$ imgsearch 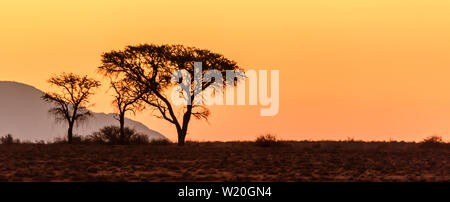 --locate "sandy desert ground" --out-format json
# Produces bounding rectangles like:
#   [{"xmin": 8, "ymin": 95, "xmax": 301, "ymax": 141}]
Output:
[{"xmin": 0, "ymin": 141, "xmax": 448, "ymax": 182}]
